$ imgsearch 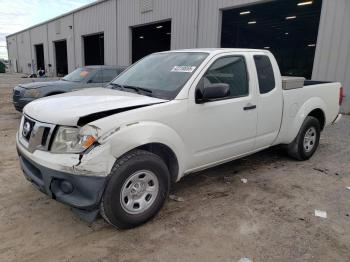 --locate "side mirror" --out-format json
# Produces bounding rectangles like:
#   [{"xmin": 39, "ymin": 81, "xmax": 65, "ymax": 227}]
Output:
[{"xmin": 196, "ymin": 83, "xmax": 230, "ymax": 103}]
